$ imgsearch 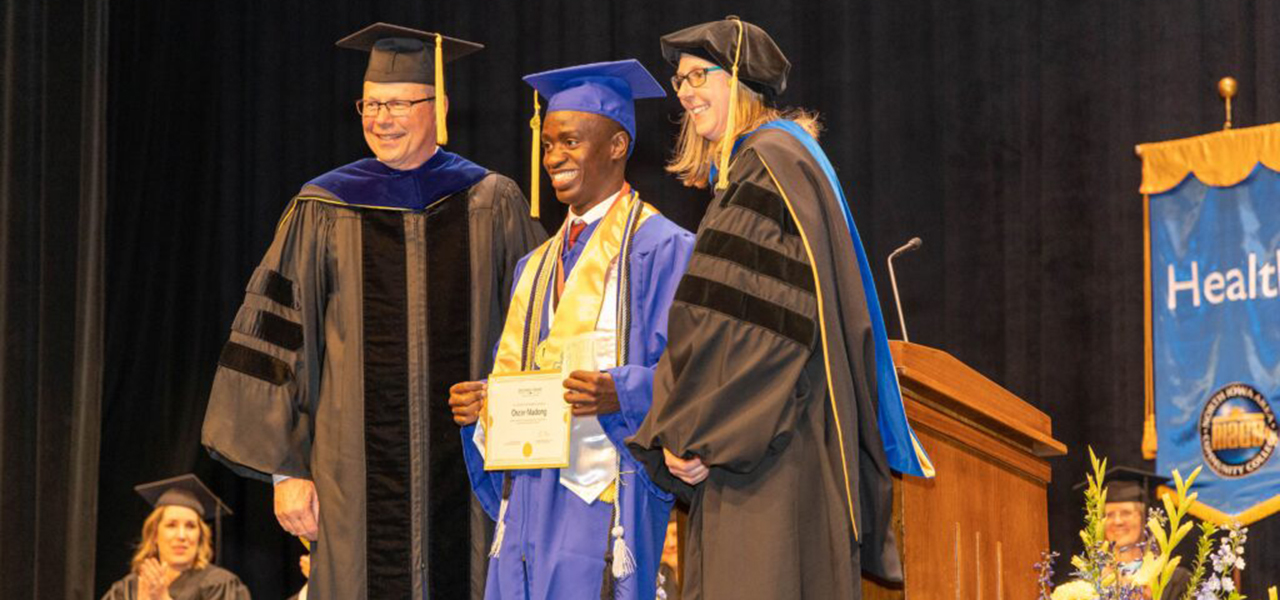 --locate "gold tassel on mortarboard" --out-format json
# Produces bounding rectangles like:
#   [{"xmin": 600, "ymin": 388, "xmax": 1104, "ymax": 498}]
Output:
[
  {"xmin": 529, "ymin": 91, "xmax": 542, "ymax": 218},
  {"xmin": 435, "ymin": 34, "xmax": 448, "ymax": 146},
  {"xmin": 715, "ymin": 18, "xmax": 746, "ymax": 191}
]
